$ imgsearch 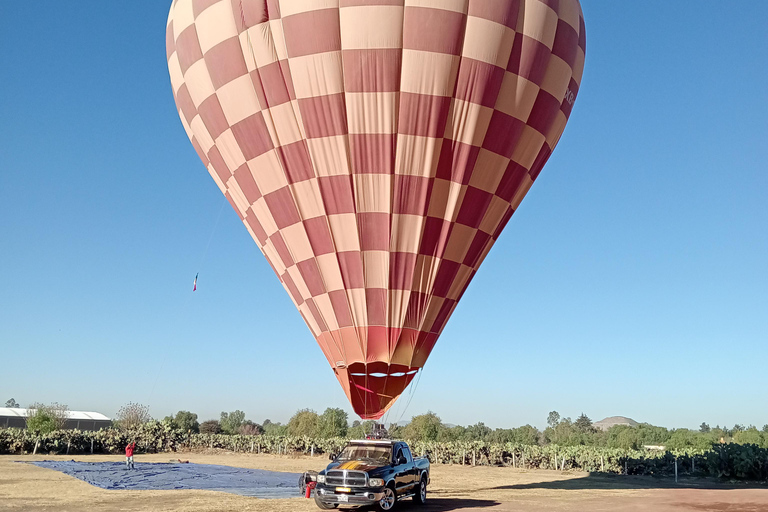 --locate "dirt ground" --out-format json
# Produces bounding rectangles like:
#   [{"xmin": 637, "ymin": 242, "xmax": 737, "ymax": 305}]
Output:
[{"xmin": 1, "ymin": 452, "xmax": 767, "ymax": 512}]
